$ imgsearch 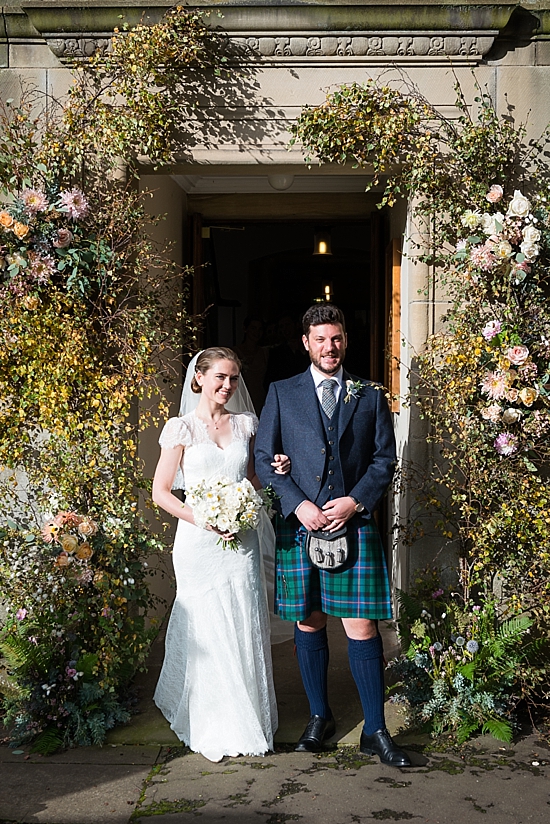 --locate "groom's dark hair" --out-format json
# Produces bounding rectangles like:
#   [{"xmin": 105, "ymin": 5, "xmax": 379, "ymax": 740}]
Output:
[{"xmin": 302, "ymin": 304, "xmax": 346, "ymax": 336}]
